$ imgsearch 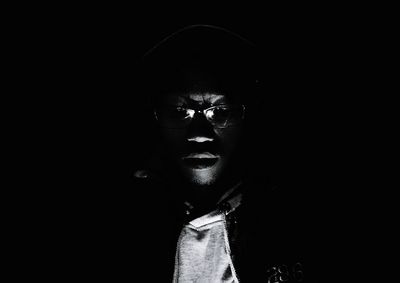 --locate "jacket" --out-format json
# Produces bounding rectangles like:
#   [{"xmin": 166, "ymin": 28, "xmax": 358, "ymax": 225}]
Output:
[{"xmin": 115, "ymin": 170, "xmax": 317, "ymax": 282}]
